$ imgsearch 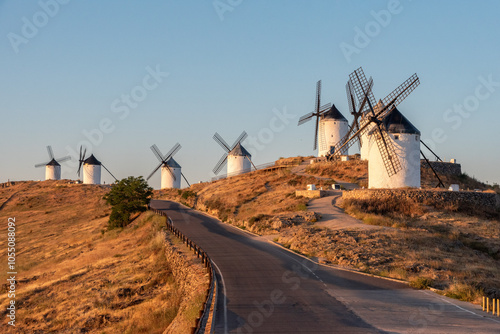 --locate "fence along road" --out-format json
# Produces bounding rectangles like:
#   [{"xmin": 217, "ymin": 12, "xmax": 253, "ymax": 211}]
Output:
[{"xmin": 150, "ymin": 200, "xmax": 500, "ymax": 333}]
